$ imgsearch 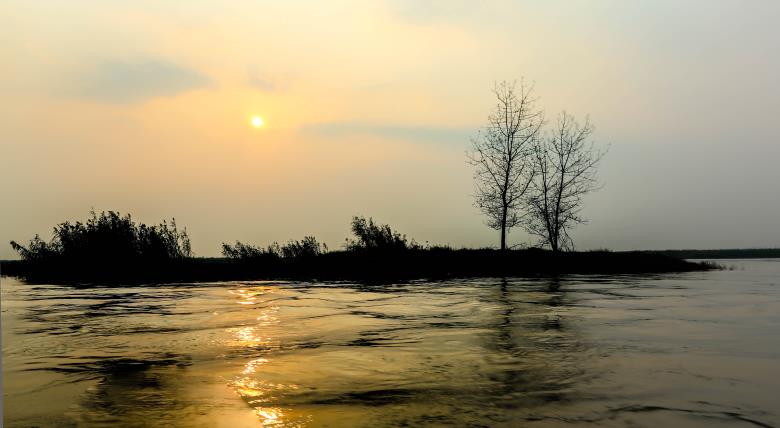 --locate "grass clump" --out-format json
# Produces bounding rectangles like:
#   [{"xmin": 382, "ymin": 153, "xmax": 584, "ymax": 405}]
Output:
[{"xmin": 222, "ymin": 236, "xmax": 327, "ymax": 261}]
